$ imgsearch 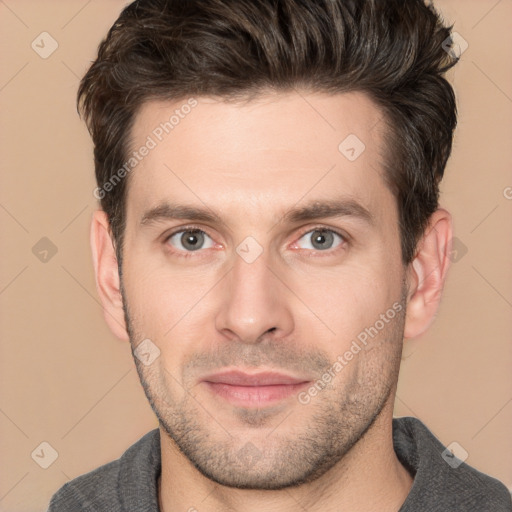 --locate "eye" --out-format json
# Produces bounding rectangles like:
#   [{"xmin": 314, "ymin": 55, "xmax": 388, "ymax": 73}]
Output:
[
  {"xmin": 295, "ymin": 228, "xmax": 346, "ymax": 252},
  {"xmin": 166, "ymin": 228, "xmax": 215, "ymax": 253}
]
